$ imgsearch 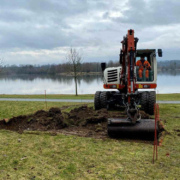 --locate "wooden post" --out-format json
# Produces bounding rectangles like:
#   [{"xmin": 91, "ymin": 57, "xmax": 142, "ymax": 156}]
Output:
[{"xmin": 45, "ymin": 90, "xmax": 47, "ymax": 110}]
